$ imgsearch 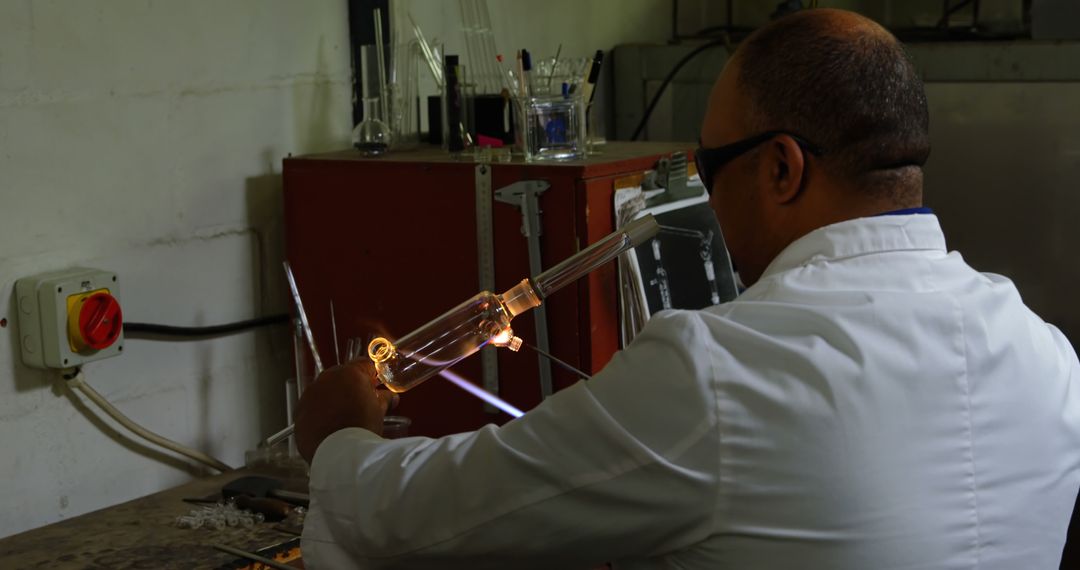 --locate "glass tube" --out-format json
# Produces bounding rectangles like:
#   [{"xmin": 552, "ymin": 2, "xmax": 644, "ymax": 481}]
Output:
[
  {"xmin": 476, "ymin": 0, "xmax": 501, "ymax": 94},
  {"xmin": 369, "ymin": 215, "xmax": 659, "ymax": 393},
  {"xmin": 442, "ymin": 56, "xmax": 472, "ymax": 153},
  {"xmin": 458, "ymin": 0, "xmax": 482, "ymax": 91},
  {"xmin": 373, "ymin": 8, "xmax": 389, "ymax": 125},
  {"xmin": 387, "ymin": 41, "xmax": 420, "ymax": 150},
  {"xmin": 532, "ymin": 215, "xmax": 658, "ymax": 298}
]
